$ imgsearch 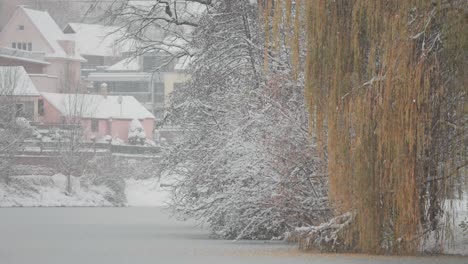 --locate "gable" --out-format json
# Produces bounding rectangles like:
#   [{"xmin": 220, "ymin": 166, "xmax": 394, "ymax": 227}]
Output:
[
  {"xmin": 63, "ymin": 24, "xmax": 76, "ymax": 34},
  {"xmin": 0, "ymin": 7, "xmax": 55, "ymax": 54}
]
